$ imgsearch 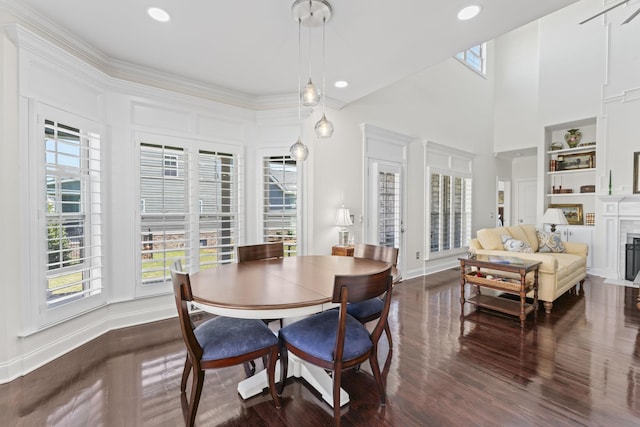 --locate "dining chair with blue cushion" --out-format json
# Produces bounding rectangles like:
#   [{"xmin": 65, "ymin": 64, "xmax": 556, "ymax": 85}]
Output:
[
  {"xmin": 347, "ymin": 243, "xmax": 398, "ymax": 348},
  {"xmin": 277, "ymin": 266, "xmax": 393, "ymax": 426},
  {"xmin": 170, "ymin": 260, "xmax": 280, "ymax": 426}
]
